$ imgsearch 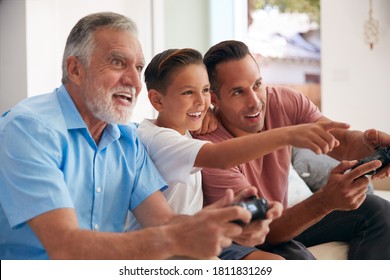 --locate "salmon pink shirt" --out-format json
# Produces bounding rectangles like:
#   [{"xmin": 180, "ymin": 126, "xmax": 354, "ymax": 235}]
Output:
[{"xmin": 195, "ymin": 86, "xmax": 322, "ymax": 207}]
